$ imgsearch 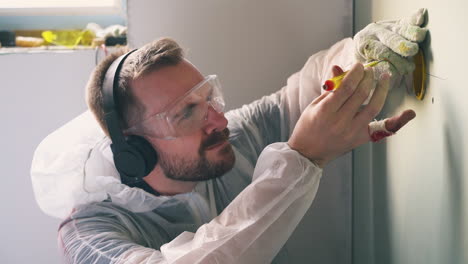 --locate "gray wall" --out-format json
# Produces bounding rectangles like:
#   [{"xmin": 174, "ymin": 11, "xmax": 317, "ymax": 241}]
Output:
[
  {"xmin": 128, "ymin": 1, "xmax": 353, "ymax": 263},
  {"xmin": 0, "ymin": 51, "xmax": 94, "ymax": 263},
  {"xmin": 128, "ymin": 0, "xmax": 353, "ymax": 110},
  {"xmin": 353, "ymin": 2, "xmax": 468, "ymax": 264}
]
